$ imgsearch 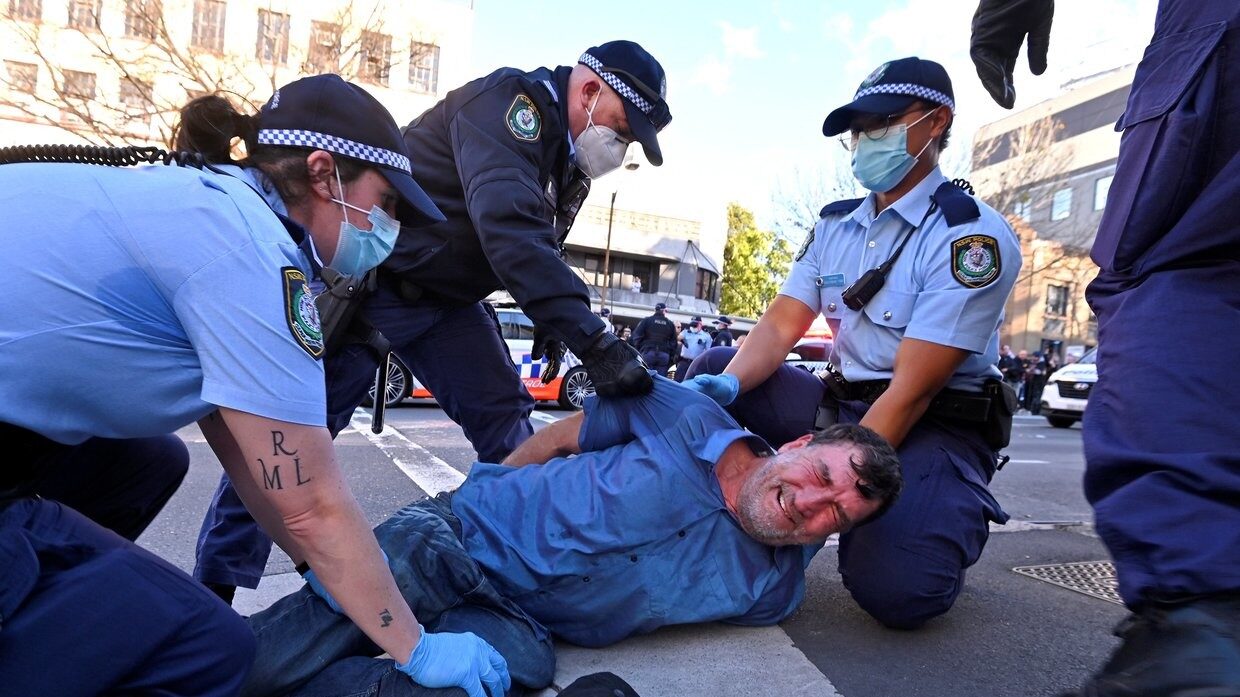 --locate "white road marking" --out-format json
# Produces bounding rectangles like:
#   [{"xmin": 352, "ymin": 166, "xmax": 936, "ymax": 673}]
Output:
[
  {"xmin": 529, "ymin": 410, "xmax": 561, "ymax": 425},
  {"xmin": 348, "ymin": 409, "xmax": 464, "ymax": 495}
]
